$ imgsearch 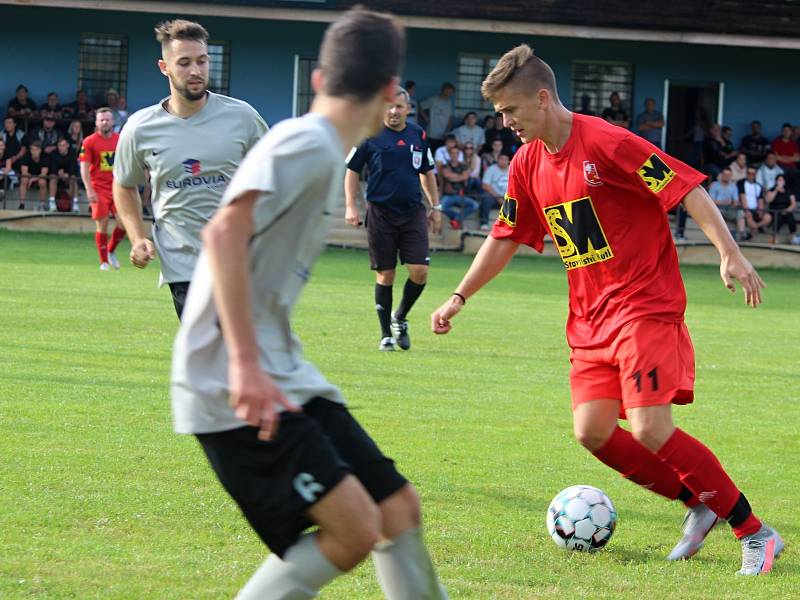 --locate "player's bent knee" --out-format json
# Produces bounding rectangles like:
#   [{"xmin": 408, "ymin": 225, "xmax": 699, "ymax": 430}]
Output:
[
  {"xmin": 380, "ymin": 484, "xmax": 422, "ymax": 538},
  {"xmin": 573, "ymin": 424, "xmax": 613, "ymax": 452}
]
